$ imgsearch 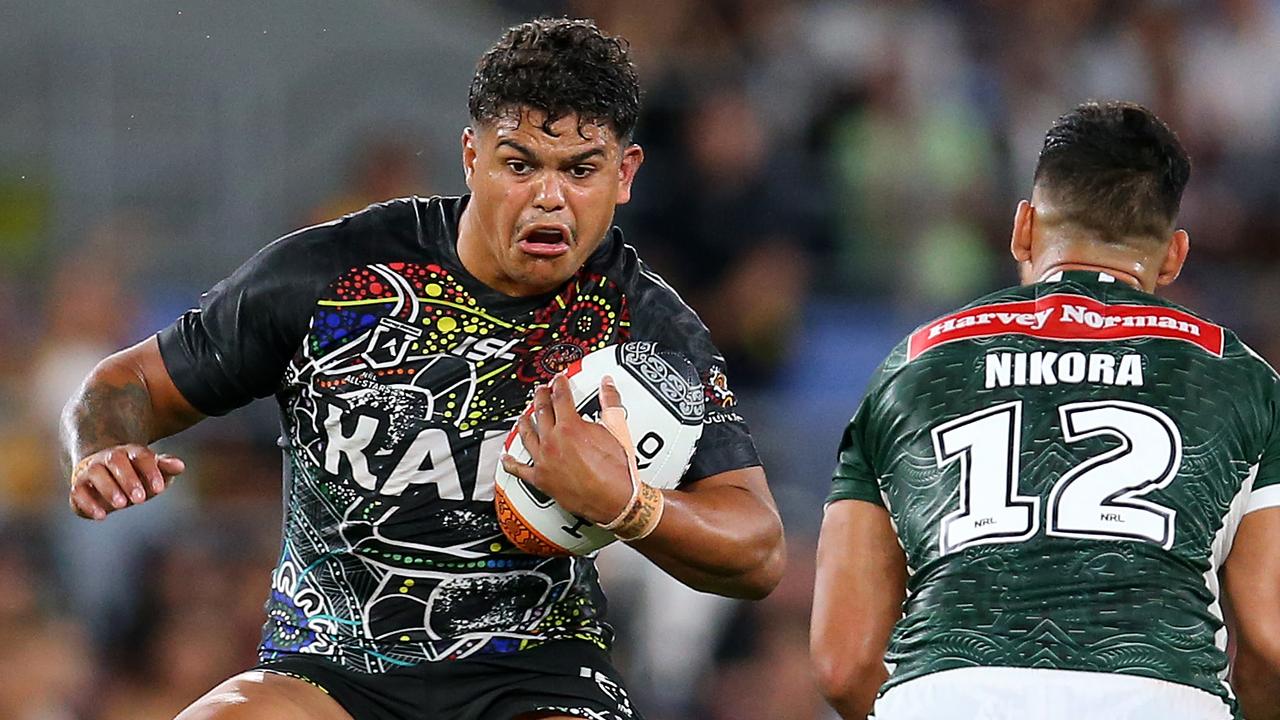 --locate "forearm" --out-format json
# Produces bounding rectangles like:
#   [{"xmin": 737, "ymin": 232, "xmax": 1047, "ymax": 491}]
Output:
[
  {"xmin": 62, "ymin": 362, "xmax": 157, "ymax": 464},
  {"xmin": 60, "ymin": 343, "xmax": 197, "ymax": 466},
  {"xmin": 628, "ymin": 482, "xmax": 784, "ymax": 599}
]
